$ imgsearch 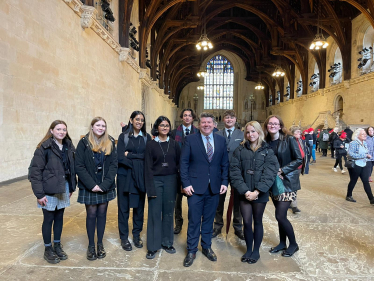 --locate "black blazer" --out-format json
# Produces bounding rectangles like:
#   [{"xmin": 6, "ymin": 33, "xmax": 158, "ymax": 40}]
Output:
[
  {"xmin": 75, "ymin": 135, "xmax": 118, "ymax": 192},
  {"xmin": 275, "ymin": 135, "xmax": 303, "ymax": 192}
]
